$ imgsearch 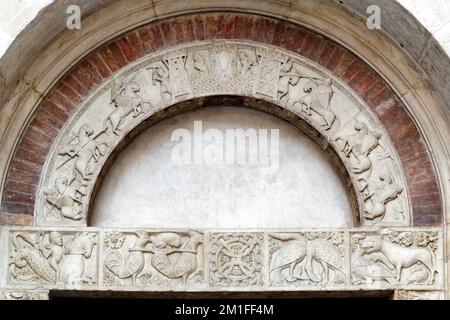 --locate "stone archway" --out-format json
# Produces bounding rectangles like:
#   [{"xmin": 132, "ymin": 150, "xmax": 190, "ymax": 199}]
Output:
[{"xmin": 0, "ymin": 11, "xmax": 445, "ymax": 300}]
